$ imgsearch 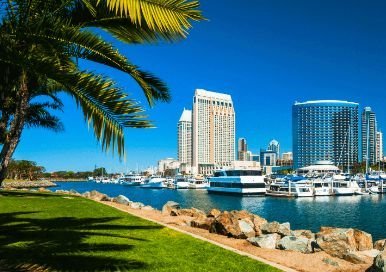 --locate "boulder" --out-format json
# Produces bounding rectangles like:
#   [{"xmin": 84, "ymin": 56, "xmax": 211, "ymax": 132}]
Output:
[
  {"xmin": 277, "ymin": 236, "xmax": 311, "ymax": 254},
  {"xmin": 114, "ymin": 195, "xmax": 131, "ymax": 205},
  {"xmin": 89, "ymin": 190, "xmax": 109, "ymax": 201},
  {"xmin": 130, "ymin": 202, "xmax": 144, "ymax": 209},
  {"xmin": 162, "ymin": 201, "xmax": 180, "ymax": 216},
  {"xmin": 316, "ymin": 227, "xmax": 357, "ymax": 258},
  {"xmin": 373, "ymin": 250, "xmax": 386, "ymax": 272},
  {"xmin": 207, "ymin": 209, "xmax": 221, "ymax": 218},
  {"xmin": 191, "ymin": 217, "xmax": 215, "ymax": 230},
  {"xmin": 375, "ymin": 240, "xmax": 386, "ymax": 251},
  {"xmin": 247, "ymin": 234, "xmax": 280, "ymax": 249},
  {"xmin": 322, "ymin": 258, "xmax": 339, "ymax": 267},
  {"xmin": 292, "ymin": 229, "xmax": 316, "ymax": 240},
  {"xmin": 82, "ymin": 191, "xmax": 91, "ymax": 198},
  {"xmin": 209, "ymin": 211, "xmax": 254, "ymax": 239},
  {"xmin": 38, "ymin": 187, "xmax": 50, "ymax": 193},
  {"xmin": 261, "ymin": 221, "xmax": 291, "ymax": 237},
  {"xmin": 179, "ymin": 208, "xmax": 206, "ymax": 218},
  {"xmin": 354, "ymin": 229, "xmax": 373, "ymax": 251},
  {"xmin": 238, "ymin": 219, "xmax": 256, "ymax": 238},
  {"xmin": 69, "ymin": 189, "xmax": 81, "ymax": 196},
  {"xmin": 142, "ymin": 205, "xmax": 154, "ymax": 211},
  {"xmin": 343, "ymin": 252, "xmax": 366, "ymax": 264},
  {"xmin": 252, "ymin": 215, "xmax": 268, "ymax": 236}
]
